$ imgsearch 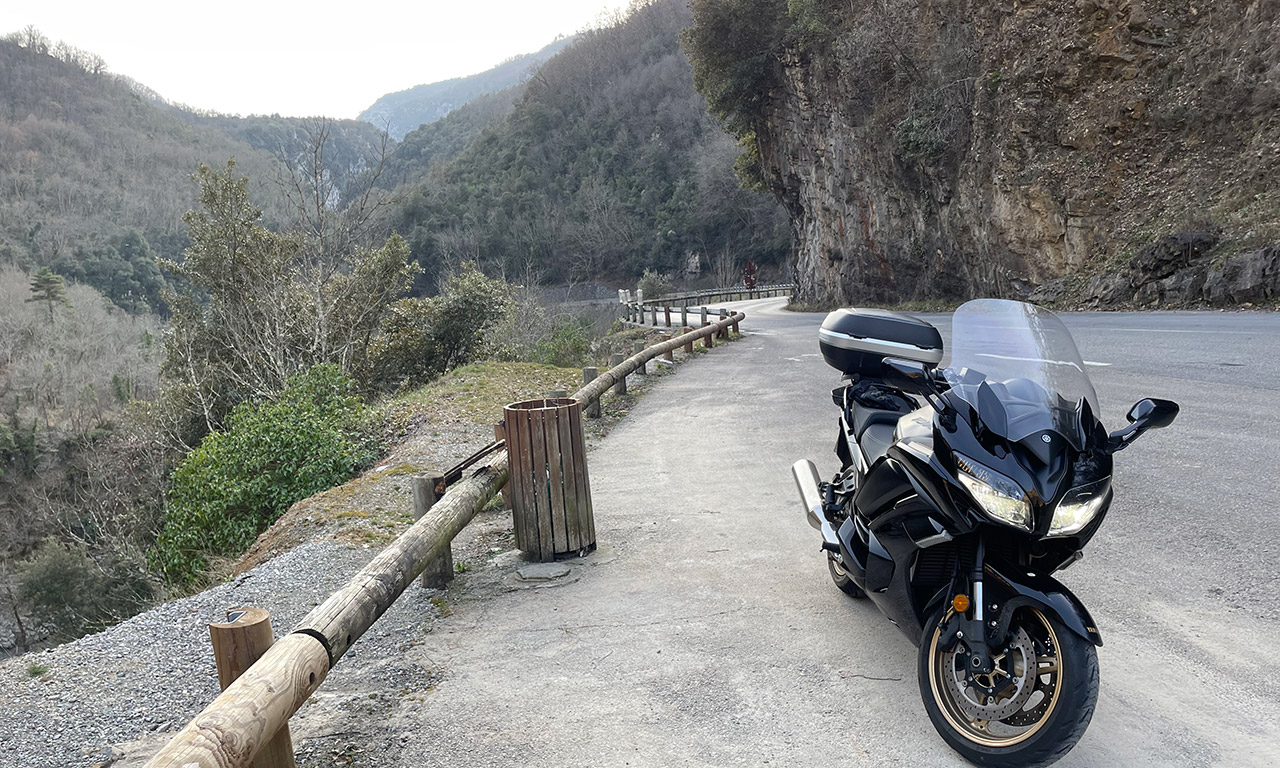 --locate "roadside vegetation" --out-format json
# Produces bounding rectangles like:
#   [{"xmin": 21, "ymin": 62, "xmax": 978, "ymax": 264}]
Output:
[
  {"xmin": 0, "ymin": 158, "xmax": 635, "ymax": 653},
  {"xmin": 0, "ymin": 0, "xmax": 781, "ymax": 653}
]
